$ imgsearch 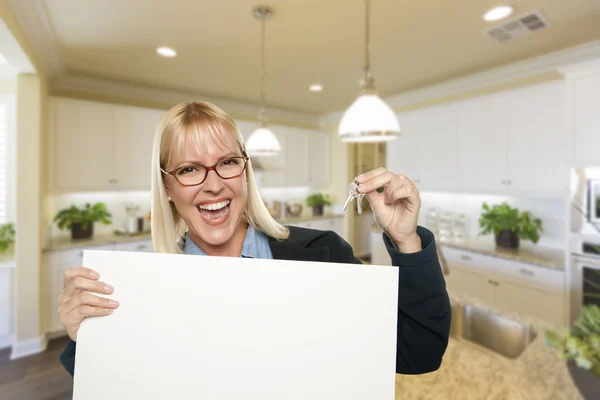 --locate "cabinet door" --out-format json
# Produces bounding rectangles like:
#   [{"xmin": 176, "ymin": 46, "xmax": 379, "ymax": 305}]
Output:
[
  {"xmin": 307, "ymin": 131, "xmax": 330, "ymax": 189},
  {"xmin": 506, "ymin": 83, "xmax": 568, "ymax": 196},
  {"xmin": 284, "ymin": 128, "xmax": 309, "ymax": 186},
  {"xmin": 444, "ymin": 267, "xmax": 495, "ymax": 304},
  {"xmin": 114, "ymin": 107, "xmax": 163, "ymax": 190},
  {"xmin": 387, "ymin": 111, "xmax": 421, "ymax": 182},
  {"xmin": 456, "ymin": 95, "xmax": 508, "ymax": 192},
  {"xmin": 418, "ymin": 104, "xmax": 459, "ymax": 191},
  {"xmin": 0, "ymin": 268, "xmax": 10, "ymax": 343},
  {"xmin": 53, "ymin": 98, "xmax": 116, "ymax": 191},
  {"xmin": 494, "ymin": 278, "xmax": 565, "ymax": 326},
  {"xmin": 572, "ymin": 72, "xmax": 600, "ymax": 163},
  {"xmin": 370, "ymin": 231, "xmax": 391, "ymax": 266}
]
